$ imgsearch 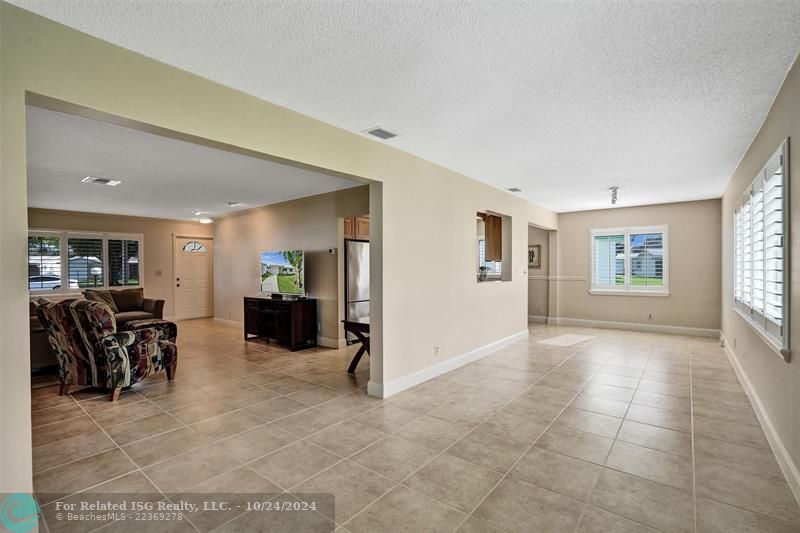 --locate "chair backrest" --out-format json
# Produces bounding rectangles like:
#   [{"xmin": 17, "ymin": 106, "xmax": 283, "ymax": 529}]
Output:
[{"xmin": 36, "ymin": 299, "xmax": 118, "ymax": 387}]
